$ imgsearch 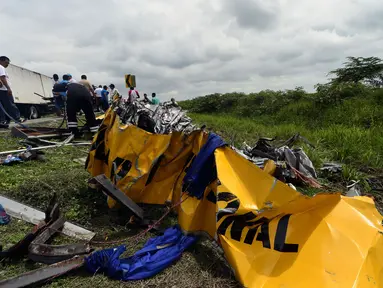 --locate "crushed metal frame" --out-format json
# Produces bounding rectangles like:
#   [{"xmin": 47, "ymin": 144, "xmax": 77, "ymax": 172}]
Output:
[
  {"xmin": 28, "ymin": 216, "xmax": 92, "ymax": 265},
  {"xmin": 90, "ymin": 174, "xmax": 144, "ymax": 220}
]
